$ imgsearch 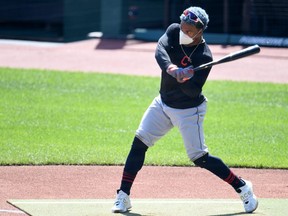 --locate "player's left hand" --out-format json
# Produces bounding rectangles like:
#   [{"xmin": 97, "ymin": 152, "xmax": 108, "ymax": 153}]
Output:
[{"xmin": 176, "ymin": 66, "xmax": 194, "ymax": 83}]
